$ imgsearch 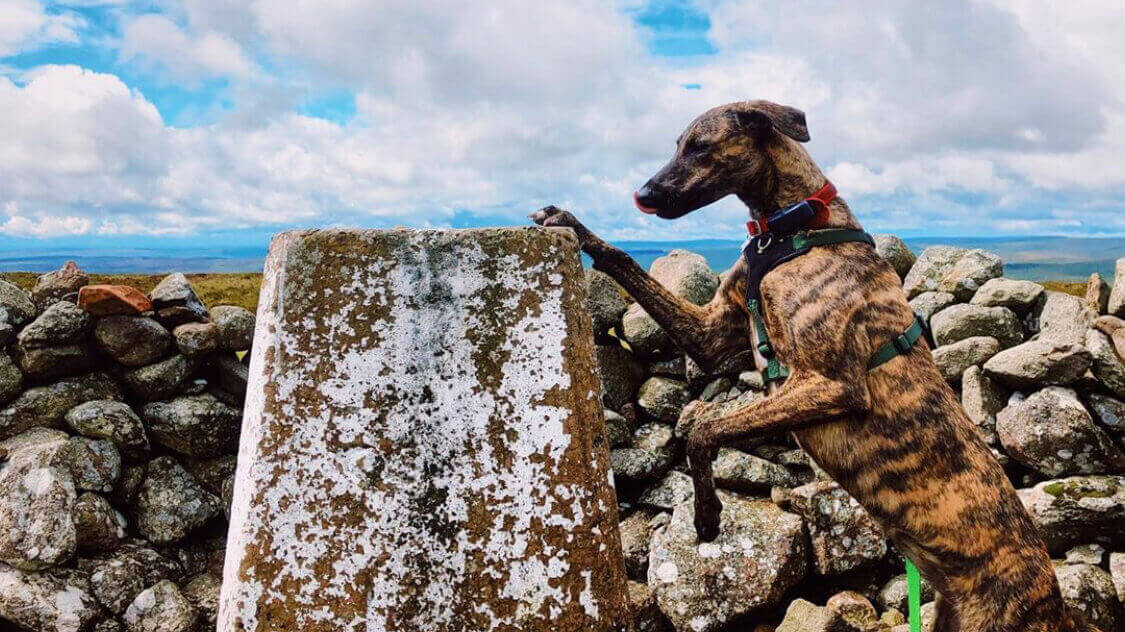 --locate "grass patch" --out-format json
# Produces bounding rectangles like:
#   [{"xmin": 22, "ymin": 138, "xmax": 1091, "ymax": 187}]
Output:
[
  {"xmin": 1, "ymin": 272, "xmax": 264, "ymax": 313},
  {"xmin": 1040, "ymin": 281, "xmax": 1086, "ymax": 298}
]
